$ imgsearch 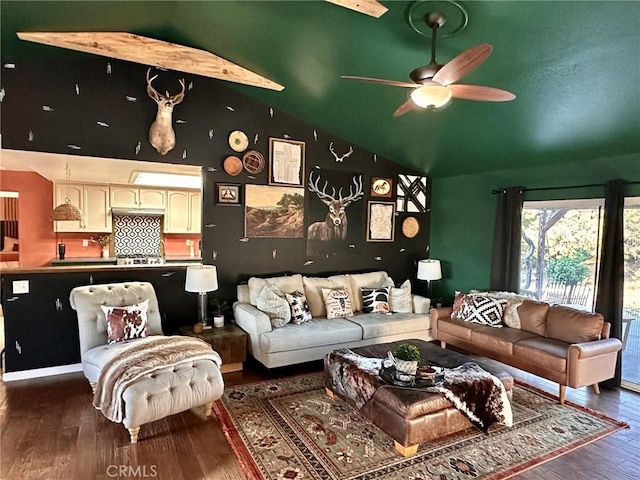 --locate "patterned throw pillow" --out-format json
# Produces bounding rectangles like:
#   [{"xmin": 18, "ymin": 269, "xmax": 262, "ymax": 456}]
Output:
[
  {"xmin": 285, "ymin": 290, "xmax": 313, "ymax": 325},
  {"xmin": 384, "ymin": 277, "xmax": 413, "ymax": 313},
  {"xmin": 321, "ymin": 288, "xmax": 354, "ymax": 319},
  {"xmin": 451, "ymin": 293, "xmax": 507, "ymax": 327},
  {"xmin": 100, "ymin": 299, "xmax": 150, "ymax": 344},
  {"xmin": 257, "ymin": 284, "xmax": 291, "ymax": 328},
  {"xmin": 360, "ymin": 286, "xmax": 390, "ymax": 314}
]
